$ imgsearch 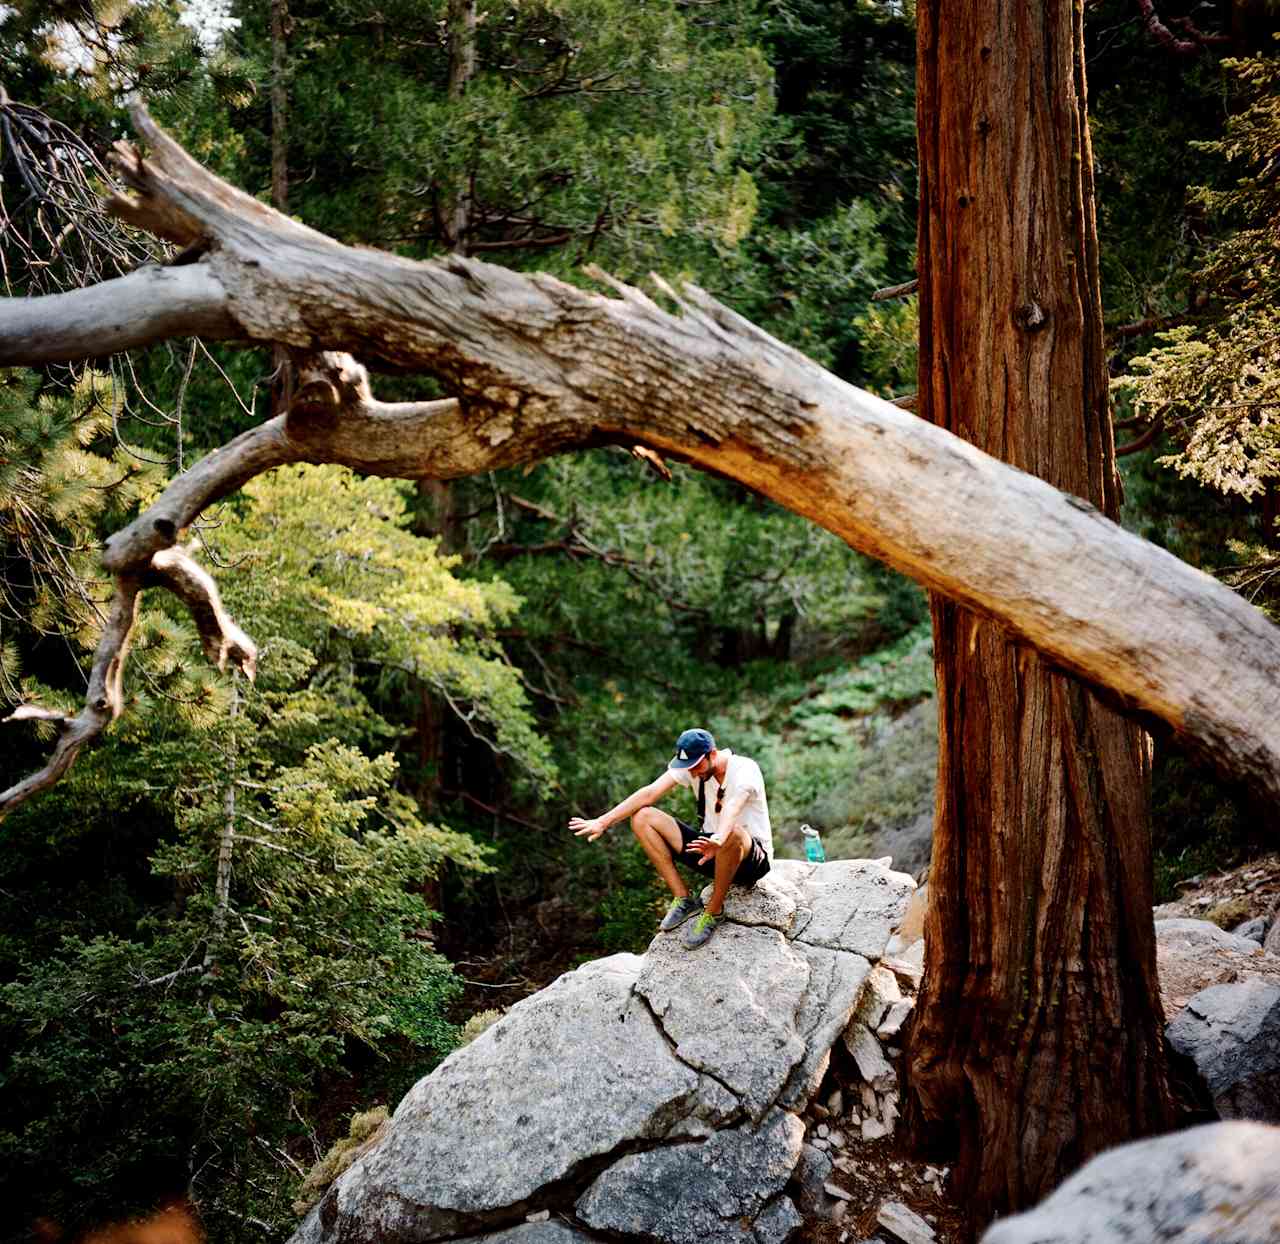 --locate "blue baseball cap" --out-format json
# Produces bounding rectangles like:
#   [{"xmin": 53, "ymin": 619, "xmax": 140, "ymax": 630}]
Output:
[{"xmin": 670, "ymin": 728, "xmax": 715, "ymax": 770}]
